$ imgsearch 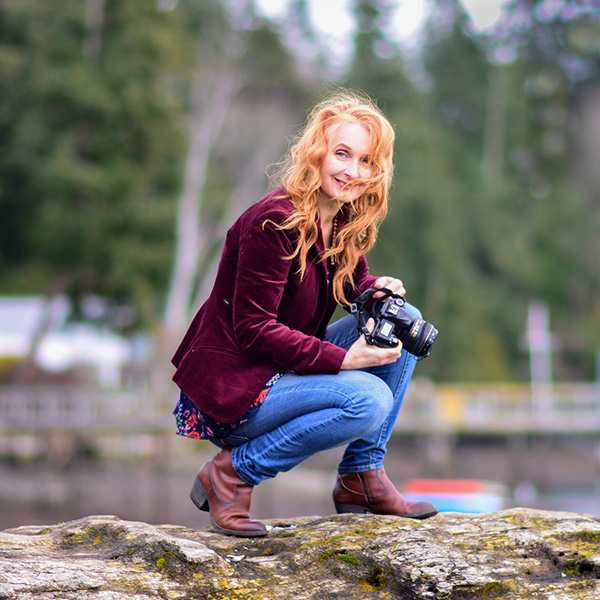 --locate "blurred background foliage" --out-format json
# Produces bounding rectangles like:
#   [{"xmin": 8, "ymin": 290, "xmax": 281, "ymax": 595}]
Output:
[{"xmin": 0, "ymin": 0, "xmax": 598, "ymax": 383}]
